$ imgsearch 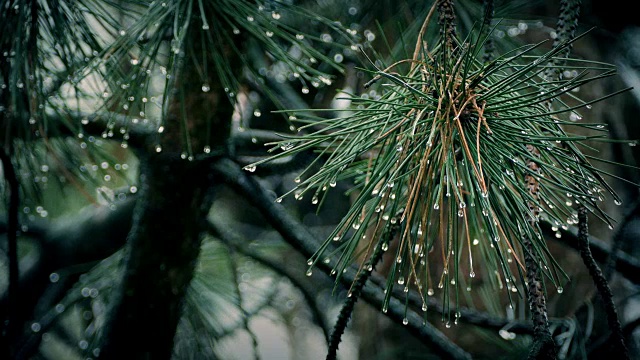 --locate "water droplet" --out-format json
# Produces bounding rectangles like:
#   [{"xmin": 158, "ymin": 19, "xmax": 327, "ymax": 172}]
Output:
[
  {"xmin": 457, "ymin": 209, "xmax": 464, "ymax": 217},
  {"xmin": 203, "ymin": 146, "xmax": 211, "ymax": 154},
  {"xmin": 155, "ymin": 145, "xmax": 162, "ymax": 153},
  {"xmin": 265, "ymin": 31, "xmax": 273, "ymax": 37},
  {"xmin": 629, "ymin": 141, "xmax": 637, "ymax": 147},
  {"xmin": 272, "ymin": 12, "xmax": 281, "ymax": 19},
  {"xmin": 49, "ymin": 273, "xmax": 60, "ymax": 283},
  {"xmin": 306, "ymin": 269, "xmax": 313, "ymax": 276},
  {"xmin": 301, "ymin": 86, "xmax": 310, "ymax": 94},
  {"xmin": 445, "ymin": 322, "xmax": 451, "ymax": 328},
  {"xmin": 381, "ymin": 243, "xmax": 389, "ymax": 251},
  {"xmin": 202, "ymin": 24, "xmax": 209, "ymax": 30},
  {"xmin": 311, "ymin": 196, "xmax": 318, "ymax": 204},
  {"xmin": 557, "ymin": 286, "xmax": 563, "ymax": 294},
  {"xmin": 470, "ymin": 271, "xmax": 476, "ymax": 278},
  {"xmin": 433, "ymin": 203, "xmax": 440, "ymax": 210},
  {"xmin": 402, "ymin": 318, "xmax": 409, "ymax": 325},
  {"xmin": 586, "ymin": 104, "xmax": 592, "ymax": 109},
  {"xmin": 243, "ymin": 165, "xmax": 256, "ymax": 172},
  {"xmin": 31, "ymin": 322, "xmax": 41, "ymax": 332},
  {"xmin": 202, "ymin": 84, "xmax": 210, "ymax": 92},
  {"xmin": 397, "ymin": 276, "xmax": 405, "ymax": 285},
  {"xmin": 247, "ymin": 15, "xmax": 254, "ymax": 21},
  {"xmin": 396, "ymin": 144, "xmax": 403, "ymax": 151},
  {"xmin": 615, "ymin": 199, "xmax": 622, "ymax": 205}
]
